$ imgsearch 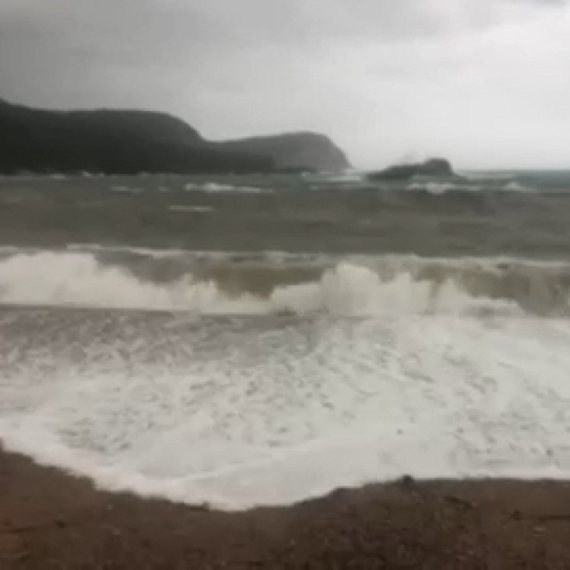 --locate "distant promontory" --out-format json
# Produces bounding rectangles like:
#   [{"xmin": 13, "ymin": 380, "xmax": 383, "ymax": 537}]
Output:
[
  {"xmin": 214, "ymin": 132, "xmax": 351, "ymax": 173},
  {"xmin": 367, "ymin": 158, "xmax": 454, "ymax": 181},
  {"xmin": 0, "ymin": 99, "xmax": 351, "ymax": 175}
]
